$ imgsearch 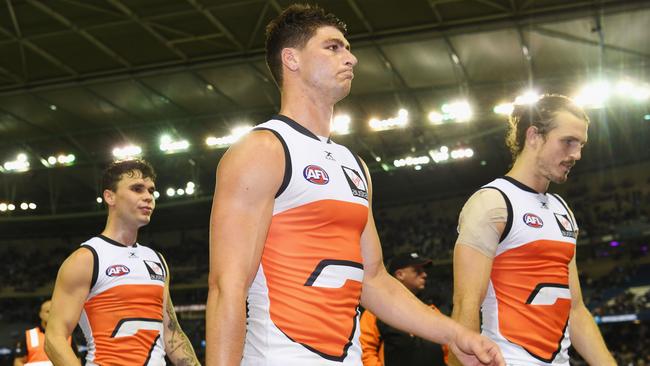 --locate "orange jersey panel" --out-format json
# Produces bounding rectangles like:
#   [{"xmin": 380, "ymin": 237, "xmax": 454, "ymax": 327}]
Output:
[
  {"xmin": 83, "ymin": 284, "xmax": 163, "ymax": 365},
  {"xmin": 492, "ymin": 239, "xmax": 574, "ymax": 361},
  {"xmin": 263, "ymin": 199, "xmax": 367, "ymax": 359}
]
